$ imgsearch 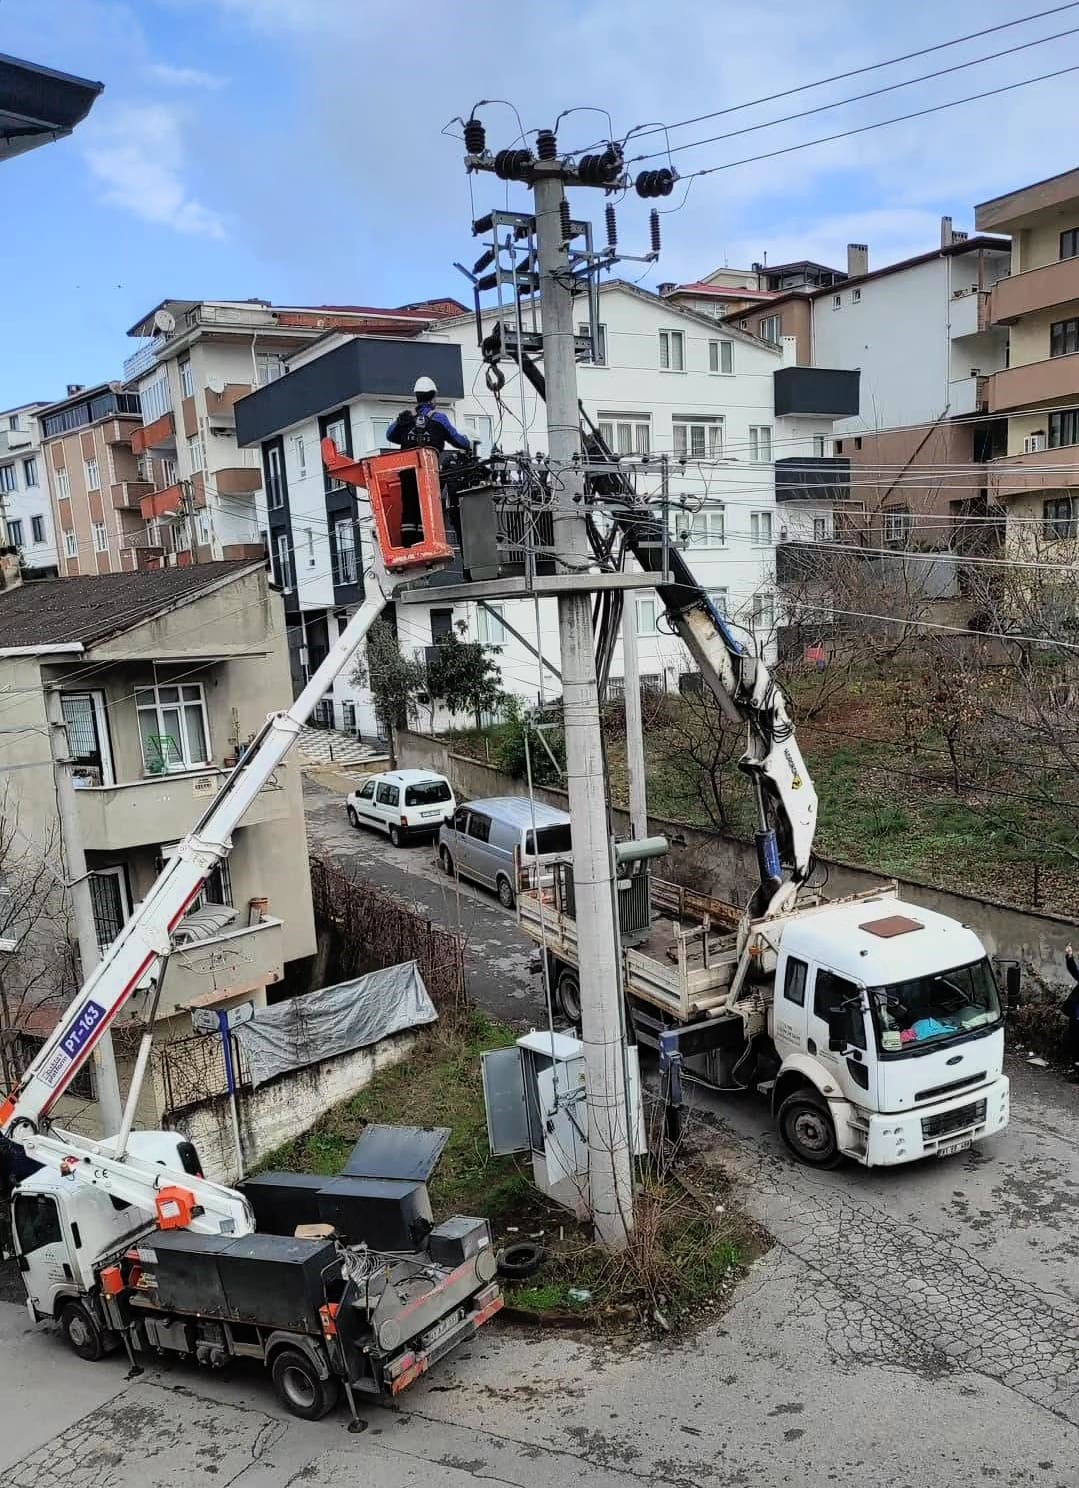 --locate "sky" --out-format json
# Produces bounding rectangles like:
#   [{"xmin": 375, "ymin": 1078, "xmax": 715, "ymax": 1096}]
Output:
[{"xmin": 3, "ymin": 0, "xmax": 1079, "ymax": 408}]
